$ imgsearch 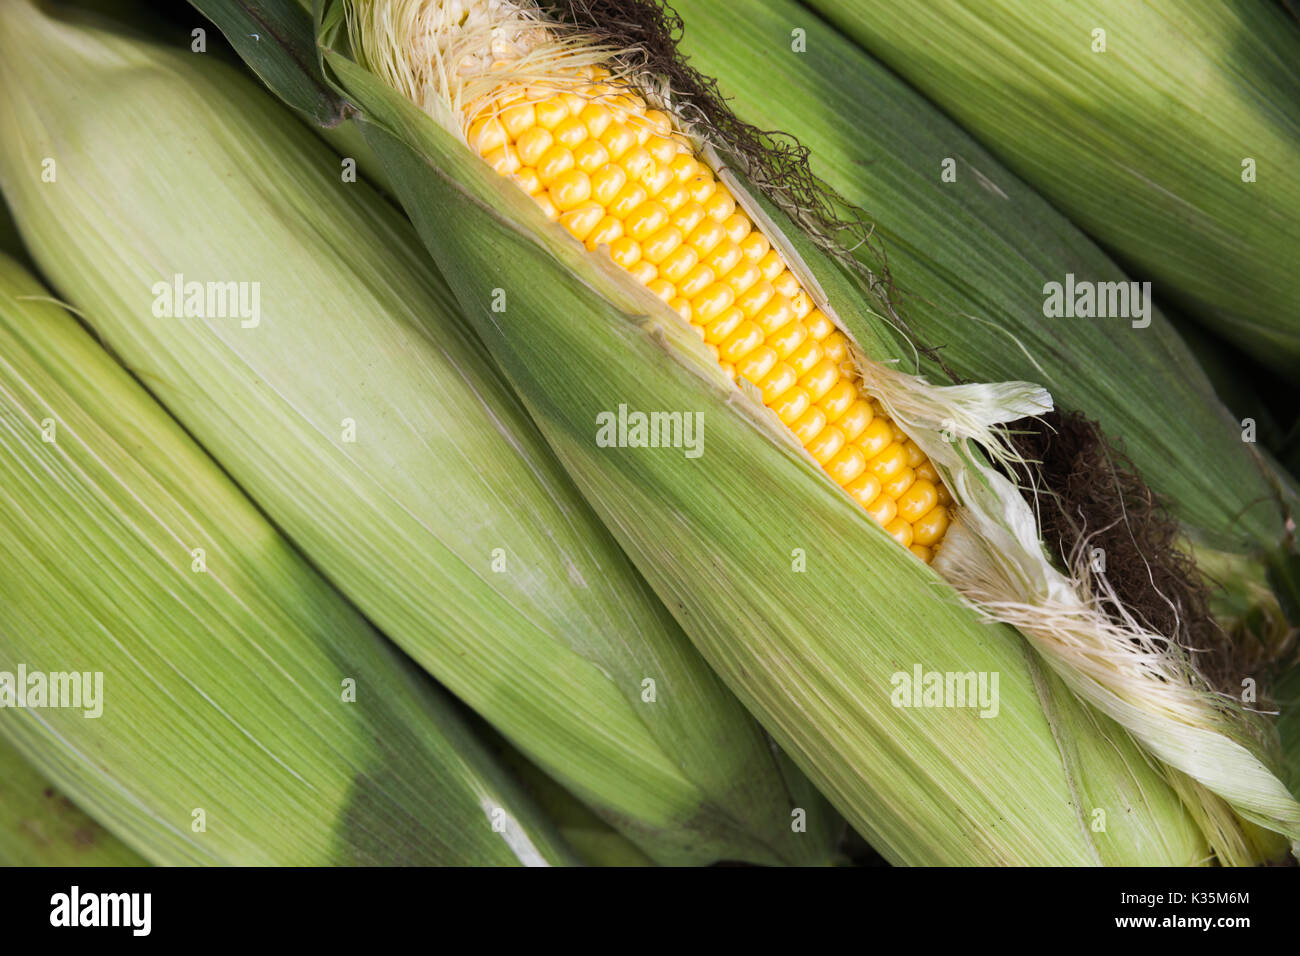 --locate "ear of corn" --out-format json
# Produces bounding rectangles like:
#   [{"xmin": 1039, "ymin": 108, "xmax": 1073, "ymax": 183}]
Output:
[
  {"xmin": 807, "ymin": 0, "xmax": 1300, "ymax": 377},
  {"xmin": 0, "ymin": 252, "xmax": 575, "ymax": 866},
  {"xmin": 299, "ymin": 3, "xmax": 1237, "ymax": 865},
  {"xmin": 0, "ymin": 735, "xmax": 147, "ymax": 867},
  {"xmin": 669, "ymin": 0, "xmax": 1294, "ymax": 562},
  {"xmin": 0, "ymin": 1, "xmax": 836, "ymax": 866}
]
